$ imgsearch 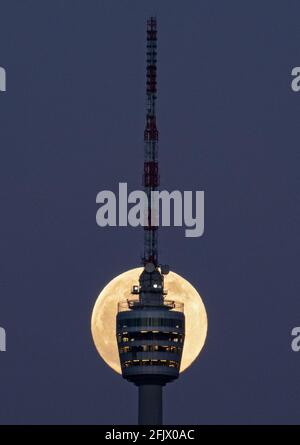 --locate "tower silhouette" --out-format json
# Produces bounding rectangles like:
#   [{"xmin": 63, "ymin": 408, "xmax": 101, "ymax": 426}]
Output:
[{"xmin": 116, "ymin": 17, "xmax": 185, "ymax": 425}]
